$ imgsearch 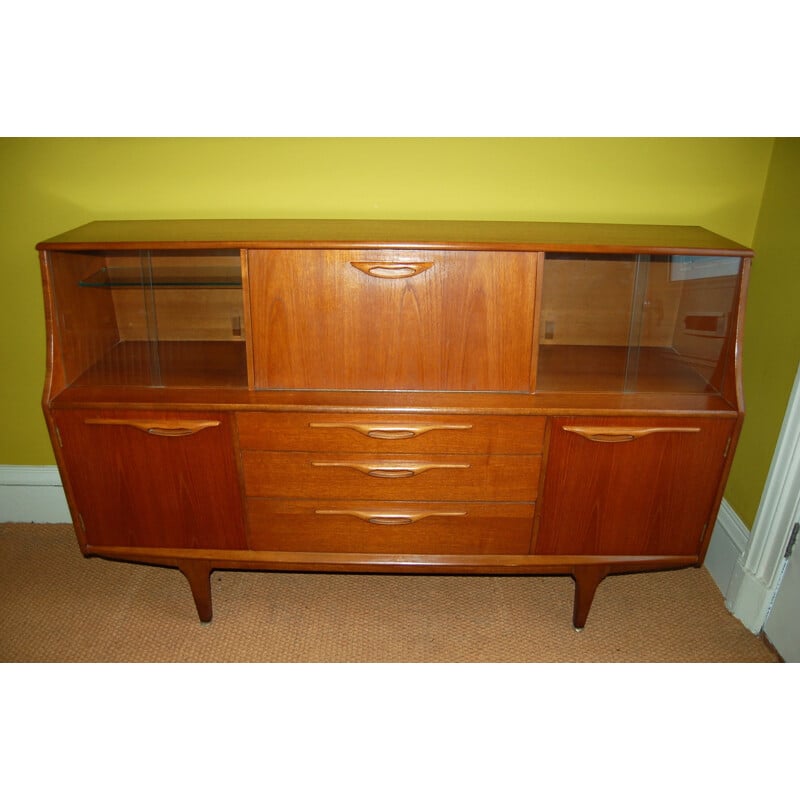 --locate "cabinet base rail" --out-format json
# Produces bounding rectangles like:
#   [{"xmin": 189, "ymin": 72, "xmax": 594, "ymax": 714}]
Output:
[{"xmin": 83, "ymin": 545, "xmax": 697, "ymax": 628}]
